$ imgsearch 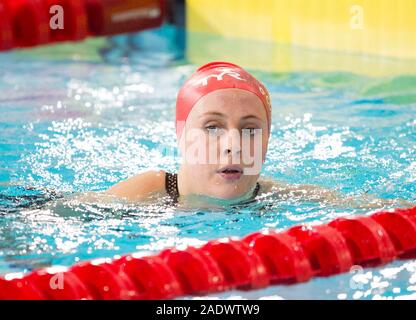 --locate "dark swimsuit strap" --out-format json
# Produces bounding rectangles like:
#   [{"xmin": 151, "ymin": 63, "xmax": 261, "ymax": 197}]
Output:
[
  {"xmin": 165, "ymin": 172, "xmax": 180, "ymax": 203},
  {"xmin": 165, "ymin": 172, "xmax": 261, "ymax": 204}
]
